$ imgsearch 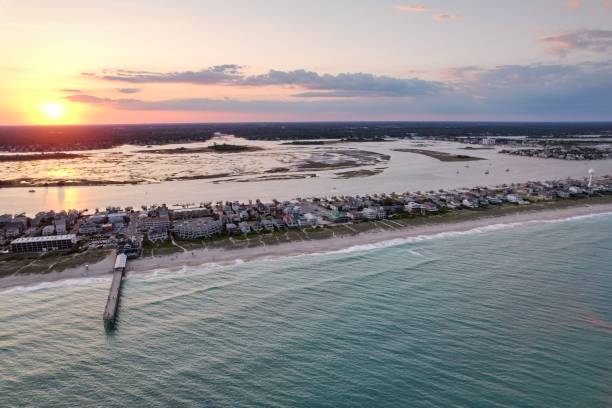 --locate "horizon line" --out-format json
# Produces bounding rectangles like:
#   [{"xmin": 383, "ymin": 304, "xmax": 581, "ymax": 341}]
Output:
[{"xmin": 2, "ymin": 119, "xmax": 612, "ymax": 128}]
